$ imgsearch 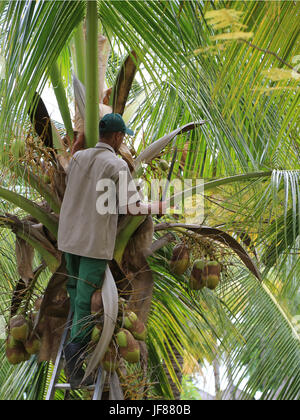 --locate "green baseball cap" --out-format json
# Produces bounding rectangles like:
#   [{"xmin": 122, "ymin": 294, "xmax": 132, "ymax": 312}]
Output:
[{"xmin": 99, "ymin": 113, "xmax": 134, "ymax": 136}]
